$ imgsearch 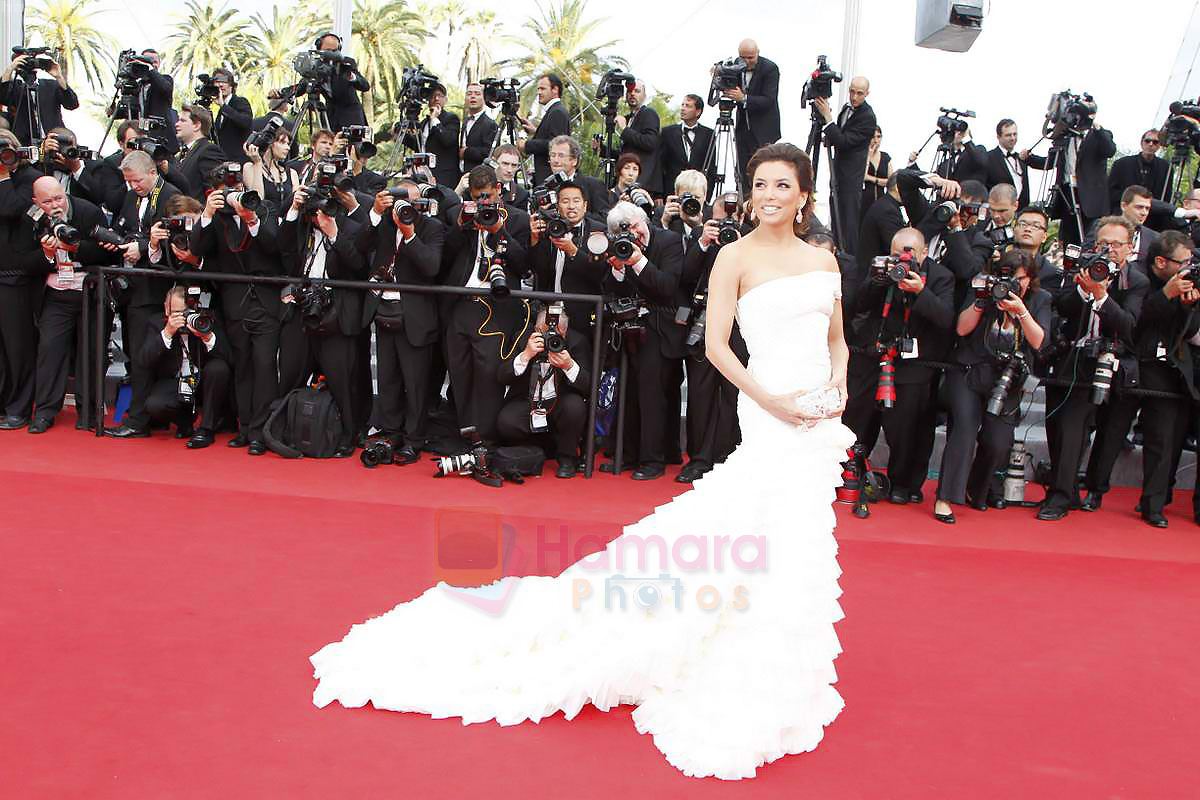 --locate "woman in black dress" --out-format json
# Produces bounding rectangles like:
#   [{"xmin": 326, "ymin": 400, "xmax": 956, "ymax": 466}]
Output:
[
  {"xmin": 242, "ymin": 129, "xmax": 300, "ymax": 222},
  {"xmin": 860, "ymin": 126, "xmax": 891, "ymax": 224}
]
